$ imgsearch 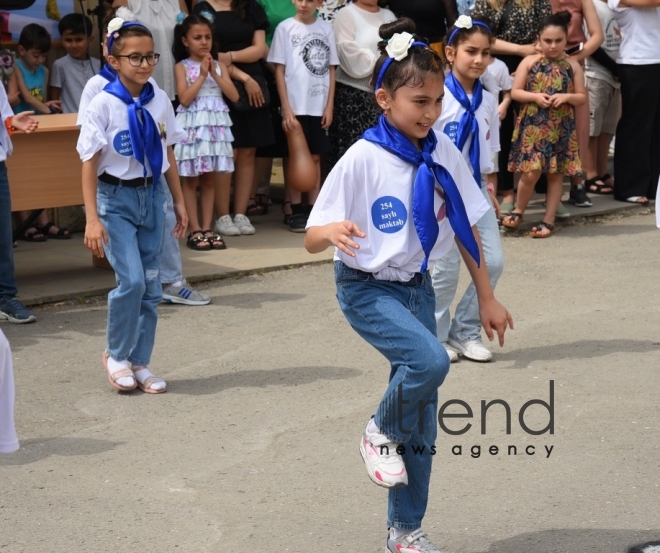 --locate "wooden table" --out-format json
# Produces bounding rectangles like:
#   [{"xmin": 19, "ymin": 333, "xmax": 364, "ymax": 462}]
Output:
[{"xmin": 6, "ymin": 113, "xmax": 82, "ymax": 212}]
